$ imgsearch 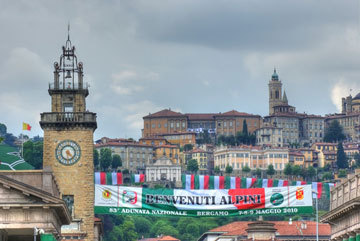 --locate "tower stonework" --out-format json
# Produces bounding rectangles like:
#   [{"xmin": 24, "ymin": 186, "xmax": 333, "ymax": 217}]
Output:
[
  {"xmin": 268, "ymin": 69, "xmax": 283, "ymax": 115},
  {"xmin": 40, "ymin": 35, "xmax": 97, "ymax": 241}
]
